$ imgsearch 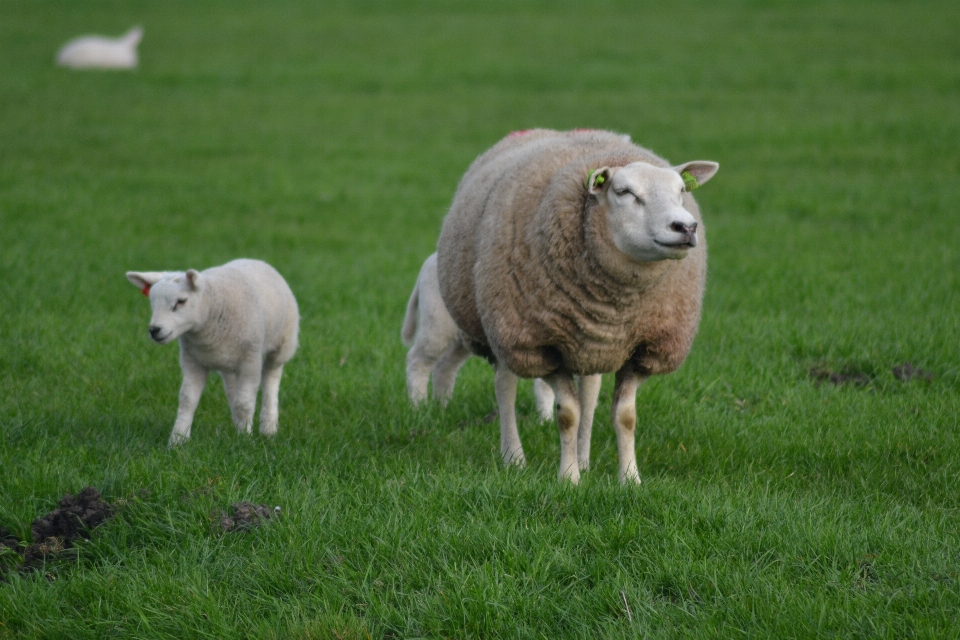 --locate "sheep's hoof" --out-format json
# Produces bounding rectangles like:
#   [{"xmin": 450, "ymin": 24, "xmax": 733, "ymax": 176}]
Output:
[
  {"xmin": 620, "ymin": 471, "xmax": 642, "ymax": 485},
  {"xmin": 502, "ymin": 450, "xmax": 526, "ymax": 468}
]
